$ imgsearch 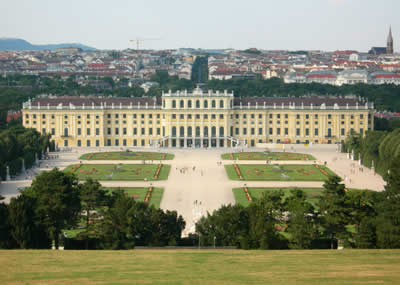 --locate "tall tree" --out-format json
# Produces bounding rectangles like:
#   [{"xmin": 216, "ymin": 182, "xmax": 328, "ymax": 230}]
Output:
[
  {"xmin": 319, "ymin": 176, "xmax": 351, "ymax": 249},
  {"xmin": 376, "ymin": 159, "xmax": 400, "ymax": 248},
  {"xmin": 27, "ymin": 169, "xmax": 81, "ymax": 249},
  {"xmin": 0, "ymin": 195, "xmax": 13, "ymax": 248},
  {"xmin": 79, "ymin": 178, "xmax": 107, "ymax": 249},
  {"xmin": 286, "ymin": 189, "xmax": 316, "ymax": 249}
]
